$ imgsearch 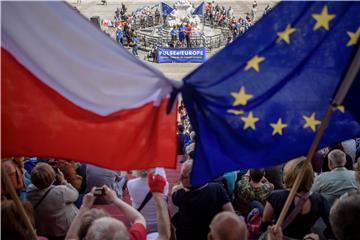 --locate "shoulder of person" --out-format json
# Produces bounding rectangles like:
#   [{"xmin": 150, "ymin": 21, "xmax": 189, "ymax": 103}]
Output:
[
  {"xmin": 269, "ymin": 189, "xmax": 288, "ymax": 198},
  {"xmin": 309, "ymin": 191, "xmax": 328, "ymax": 205},
  {"xmin": 172, "ymin": 188, "xmax": 186, "ymax": 198},
  {"xmin": 315, "ymin": 172, "xmax": 329, "ymax": 181},
  {"xmin": 26, "ymin": 183, "xmax": 37, "ymax": 192},
  {"xmin": 208, "ymin": 182, "xmax": 227, "ymax": 192},
  {"xmin": 127, "ymin": 178, "xmax": 141, "ymax": 187},
  {"xmin": 54, "ymin": 184, "xmax": 72, "ymax": 191}
]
